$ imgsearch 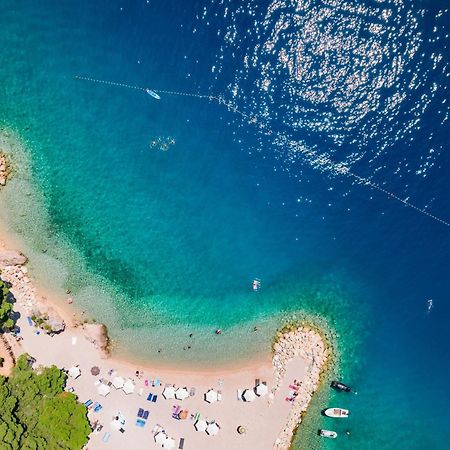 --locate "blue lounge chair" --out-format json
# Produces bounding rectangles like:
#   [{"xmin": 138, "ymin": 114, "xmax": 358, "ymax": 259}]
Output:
[
  {"xmin": 94, "ymin": 404, "xmax": 102, "ymax": 413},
  {"xmin": 152, "ymin": 395, "xmax": 158, "ymax": 402},
  {"xmin": 136, "ymin": 419, "xmax": 145, "ymax": 427},
  {"xmin": 154, "ymin": 378, "xmax": 161, "ymax": 387},
  {"xmin": 102, "ymin": 432, "xmax": 111, "ymax": 442},
  {"xmin": 143, "ymin": 410, "xmax": 149, "ymax": 420},
  {"xmin": 84, "ymin": 399, "xmax": 93, "ymax": 408},
  {"xmin": 138, "ymin": 408, "xmax": 144, "ymax": 417},
  {"xmin": 147, "ymin": 393, "xmax": 153, "ymax": 401}
]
